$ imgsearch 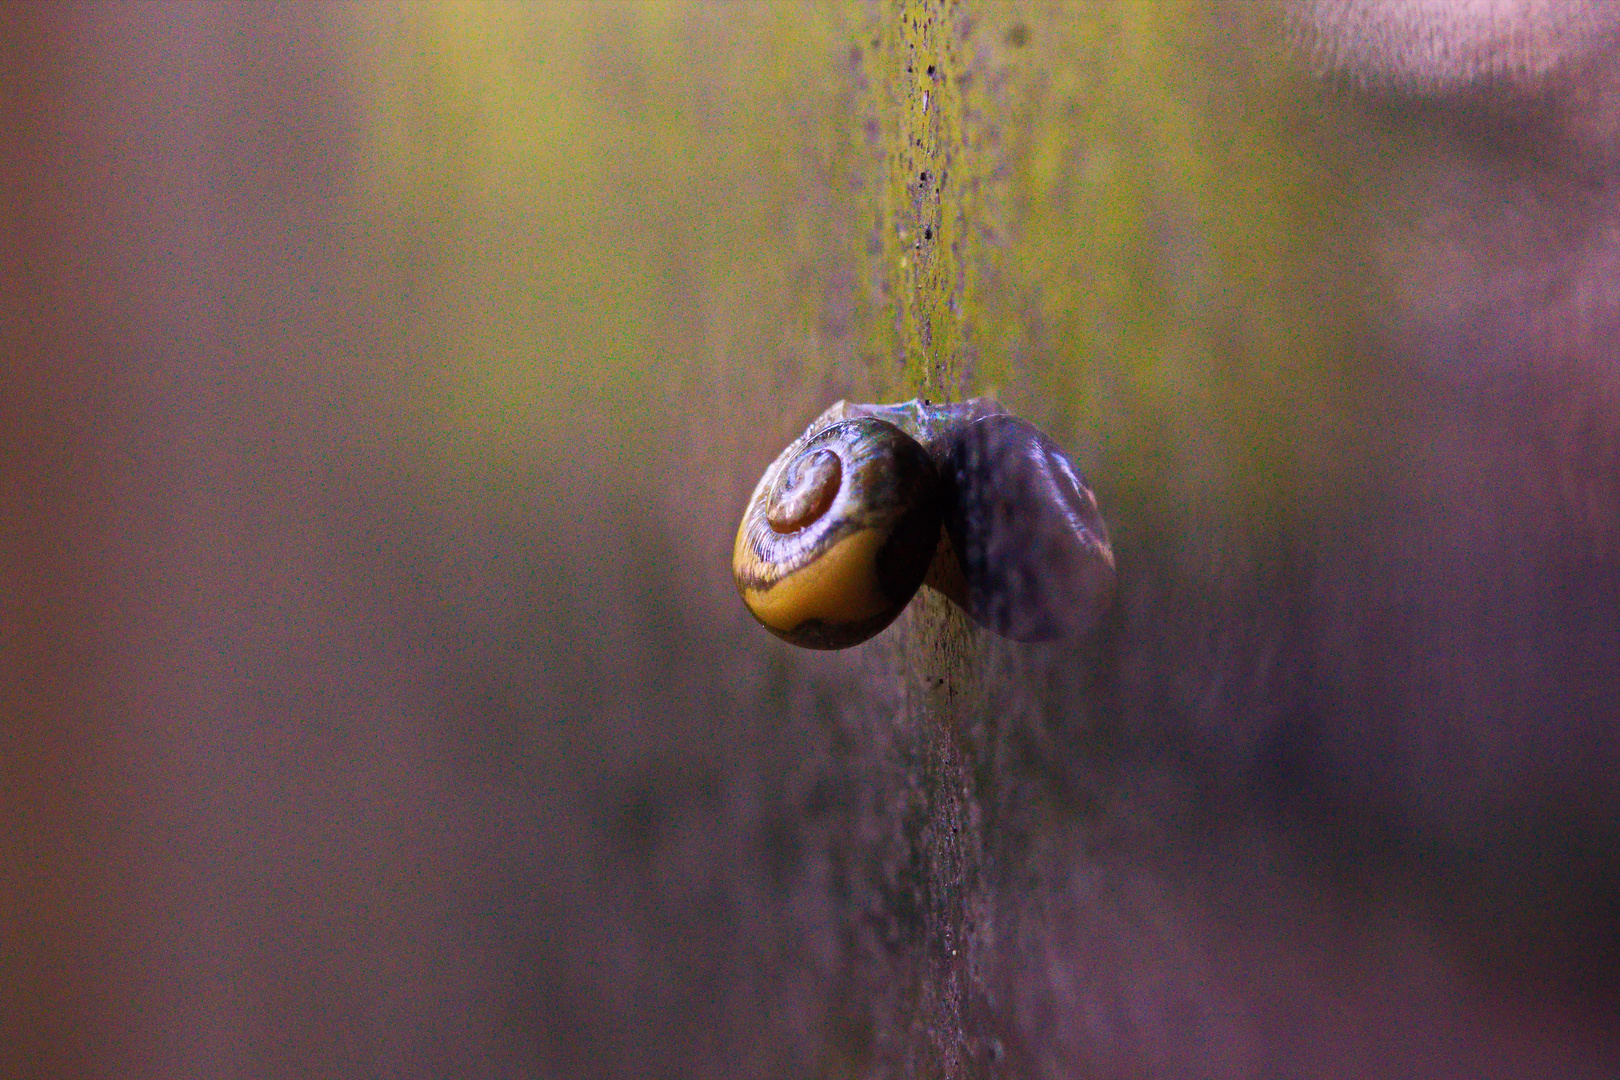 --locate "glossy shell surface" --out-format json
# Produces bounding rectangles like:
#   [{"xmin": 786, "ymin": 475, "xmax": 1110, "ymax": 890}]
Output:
[{"xmin": 733, "ymin": 417, "xmax": 943, "ymax": 649}]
